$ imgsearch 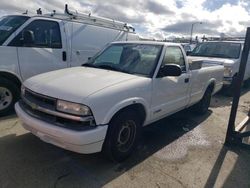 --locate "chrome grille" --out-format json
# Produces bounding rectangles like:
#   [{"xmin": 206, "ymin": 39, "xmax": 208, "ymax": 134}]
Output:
[
  {"xmin": 23, "ymin": 89, "xmax": 56, "ymax": 110},
  {"xmin": 20, "ymin": 88, "xmax": 95, "ymax": 130}
]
